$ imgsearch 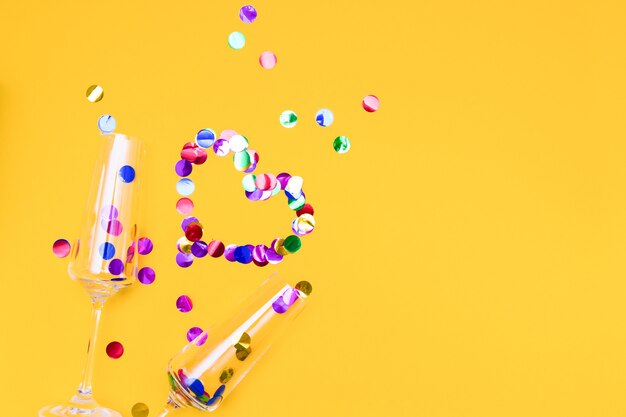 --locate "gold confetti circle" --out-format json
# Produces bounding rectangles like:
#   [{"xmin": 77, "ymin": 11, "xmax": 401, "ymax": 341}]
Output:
[
  {"xmin": 234, "ymin": 332, "xmax": 251, "ymax": 361},
  {"xmin": 219, "ymin": 368, "xmax": 234, "ymax": 383},
  {"xmin": 295, "ymin": 281, "xmax": 313, "ymax": 297},
  {"xmin": 131, "ymin": 402, "xmax": 149, "ymax": 417},
  {"xmin": 86, "ymin": 84, "xmax": 104, "ymax": 103}
]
